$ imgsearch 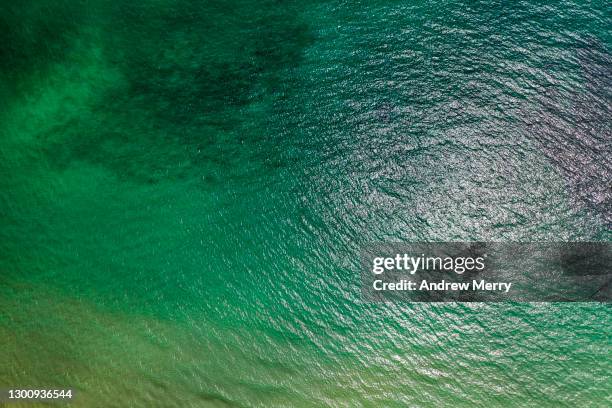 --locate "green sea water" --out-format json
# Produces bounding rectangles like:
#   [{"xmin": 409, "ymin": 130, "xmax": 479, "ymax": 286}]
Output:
[{"xmin": 1, "ymin": 0, "xmax": 611, "ymax": 406}]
